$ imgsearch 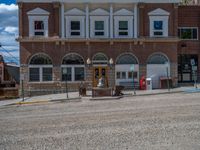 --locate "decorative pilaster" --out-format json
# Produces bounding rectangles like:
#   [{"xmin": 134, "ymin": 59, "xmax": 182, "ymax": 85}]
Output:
[
  {"xmin": 134, "ymin": 3, "xmax": 138, "ymax": 38},
  {"xmin": 110, "ymin": 4, "xmax": 113, "ymax": 39},
  {"xmin": 86, "ymin": 4, "xmax": 89, "ymax": 39},
  {"xmin": 61, "ymin": 3, "xmax": 65, "ymax": 38}
]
